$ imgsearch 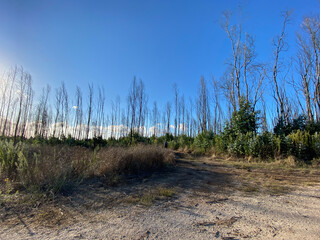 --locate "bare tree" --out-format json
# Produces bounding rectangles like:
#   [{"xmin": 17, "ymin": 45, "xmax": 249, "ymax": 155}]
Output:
[
  {"xmin": 180, "ymin": 95, "xmax": 185, "ymax": 134},
  {"xmin": 137, "ymin": 80, "xmax": 147, "ymax": 135},
  {"xmin": 121, "ymin": 108, "xmax": 127, "ymax": 137},
  {"xmin": 62, "ymin": 82, "xmax": 69, "ymax": 136},
  {"xmin": 296, "ymin": 33, "xmax": 314, "ymax": 121},
  {"xmin": 126, "ymin": 77, "xmax": 148, "ymax": 137},
  {"xmin": 243, "ymin": 36, "xmax": 266, "ymax": 111},
  {"xmin": 221, "ymin": 11, "xmax": 266, "ymax": 117},
  {"xmin": 196, "ymin": 77, "xmax": 211, "ymax": 133},
  {"xmin": 296, "ymin": 15, "xmax": 320, "ymax": 121},
  {"xmin": 52, "ymin": 85, "xmax": 63, "ymax": 137},
  {"xmin": 13, "ymin": 68, "xmax": 30, "ymax": 144},
  {"xmin": 128, "ymin": 77, "xmax": 138, "ymax": 137},
  {"xmin": 39, "ymin": 85, "xmax": 51, "ymax": 138},
  {"xmin": 152, "ymin": 101, "xmax": 159, "ymax": 136},
  {"xmin": 115, "ymin": 96, "xmax": 121, "ymax": 138},
  {"xmin": 20, "ymin": 74, "xmax": 33, "ymax": 138},
  {"xmin": 0, "ymin": 71, "xmax": 9, "ymax": 132},
  {"xmin": 173, "ymin": 83, "xmax": 179, "ymax": 137},
  {"xmin": 220, "ymin": 71, "xmax": 237, "ymax": 116},
  {"xmin": 165, "ymin": 101, "xmax": 171, "ymax": 134},
  {"xmin": 271, "ymin": 11, "xmax": 292, "ymax": 122},
  {"xmin": 110, "ymin": 100, "xmax": 116, "ymax": 138},
  {"xmin": 211, "ymin": 78, "xmax": 223, "ymax": 134},
  {"xmin": 86, "ymin": 84, "xmax": 94, "ymax": 139},
  {"xmin": 34, "ymin": 85, "xmax": 50, "ymax": 137},
  {"xmin": 2, "ymin": 67, "xmax": 18, "ymax": 136},
  {"xmin": 96, "ymin": 86, "xmax": 105, "ymax": 137},
  {"xmin": 189, "ymin": 98, "xmax": 195, "ymax": 137},
  {"xmin": 73, "ymin": 86, "xmax": 83, "ymax": 139},
  {"xmin": 261, "ymin": 96, "xmax": 269, "ymax": 132},
  {"xmin": 222, "ymin": 11, "xmax": 242, "ymax": 109}
]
